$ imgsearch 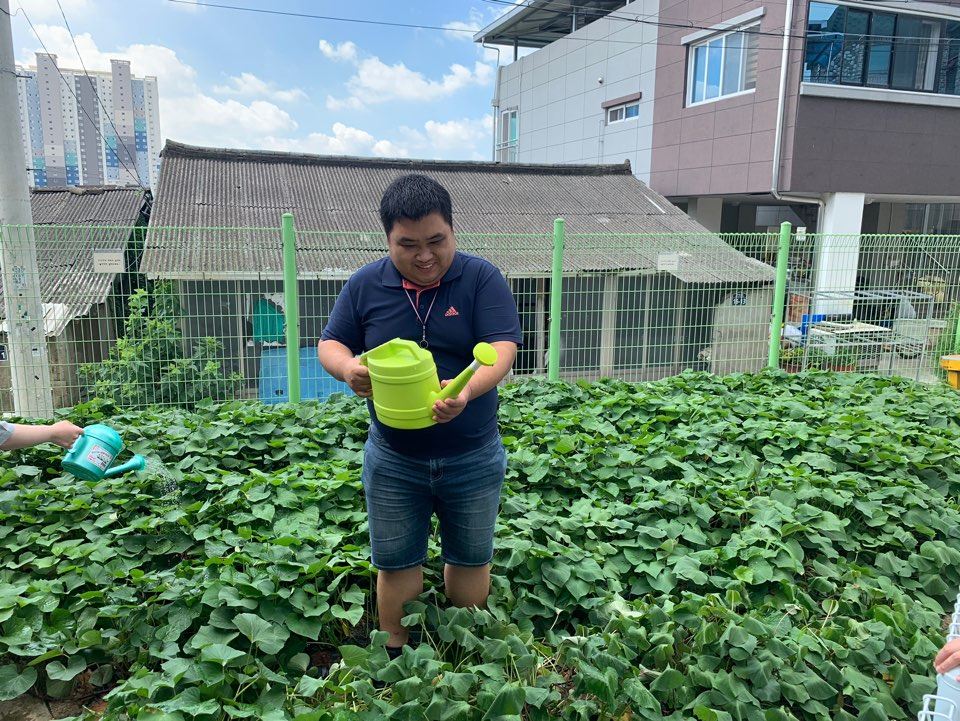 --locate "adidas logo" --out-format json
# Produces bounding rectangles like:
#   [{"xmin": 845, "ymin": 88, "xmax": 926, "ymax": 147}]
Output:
[{"xmin": 444, "ymin": 306, "xmax": 459, "ymax": 317}]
